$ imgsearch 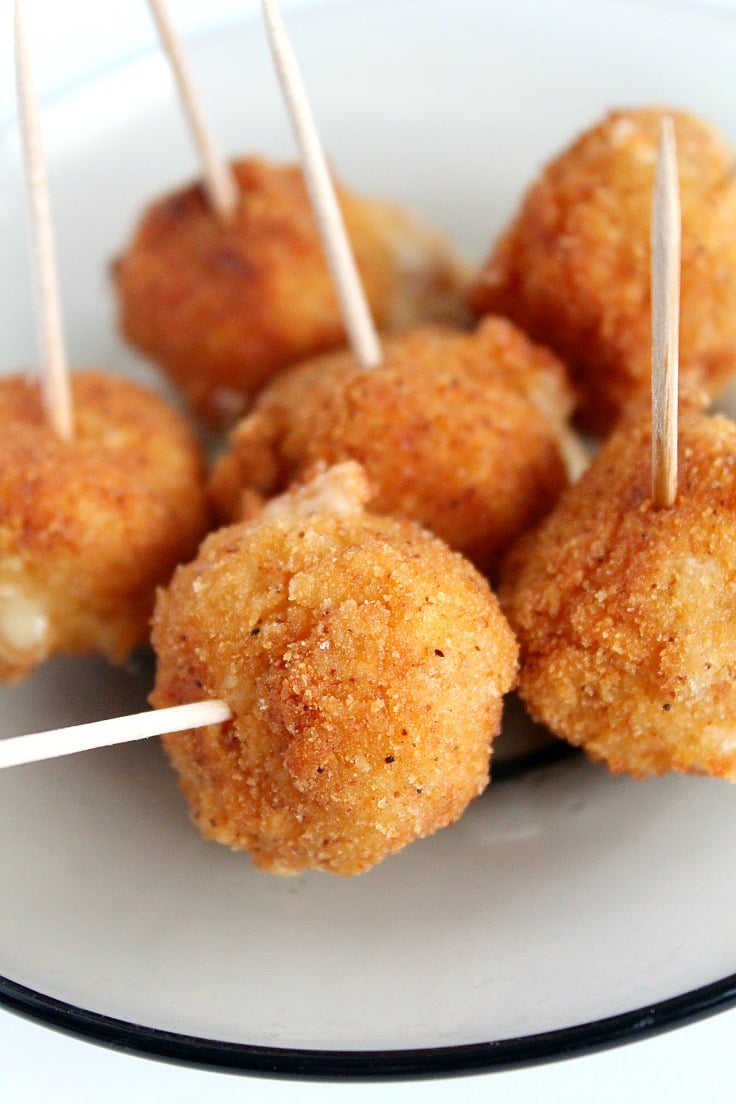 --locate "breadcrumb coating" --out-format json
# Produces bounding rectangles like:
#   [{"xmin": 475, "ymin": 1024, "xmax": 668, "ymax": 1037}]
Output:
[
  {"xmin": 0, "ymin": 371, "xmax": 209, "ymax": 681},
  {"xmin": 499, "ymin": 401, "xmax": 736, "ymax": 779},
  {"xmin": 208, "ymin": 318, "xmax": 574, "ymax": 575},
  {"xmin": 470, "ymin": 108, "xmax": 736, "ymax": 434},
  {"xmin": 151, "ymin": 463, "xmax": 518, "ymax": 875},
  {"xmin": 114, "ymin": 157, "xmax": 470, "ymax": 428}
]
